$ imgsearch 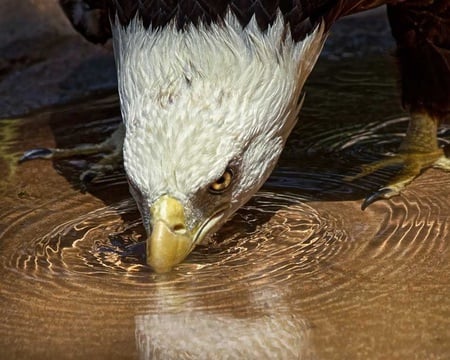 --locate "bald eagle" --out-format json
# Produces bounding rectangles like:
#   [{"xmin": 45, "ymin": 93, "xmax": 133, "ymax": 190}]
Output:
[{"xmin": 23, "ymin": 1, "xmax": 450, "ymax": 272}]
